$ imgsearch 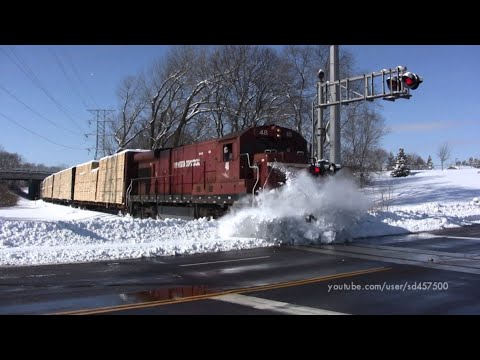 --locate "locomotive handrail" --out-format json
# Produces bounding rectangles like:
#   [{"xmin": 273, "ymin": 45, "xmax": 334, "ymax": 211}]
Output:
[
  {"xmin": 126, "ymin": 180, "xmax": 133, "ymax": 211},
  {"xmin": 240, "ymin": 153, "xmax": 259, "ymax": 203}
]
